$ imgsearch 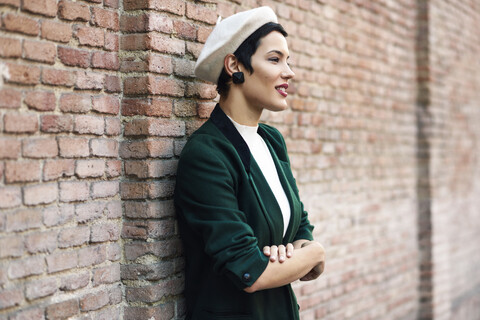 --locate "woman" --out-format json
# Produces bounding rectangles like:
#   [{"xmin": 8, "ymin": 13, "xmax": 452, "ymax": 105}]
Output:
[{"xmin": 174, "ymin": 6, "xmax": 325, "ymax": 320}]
